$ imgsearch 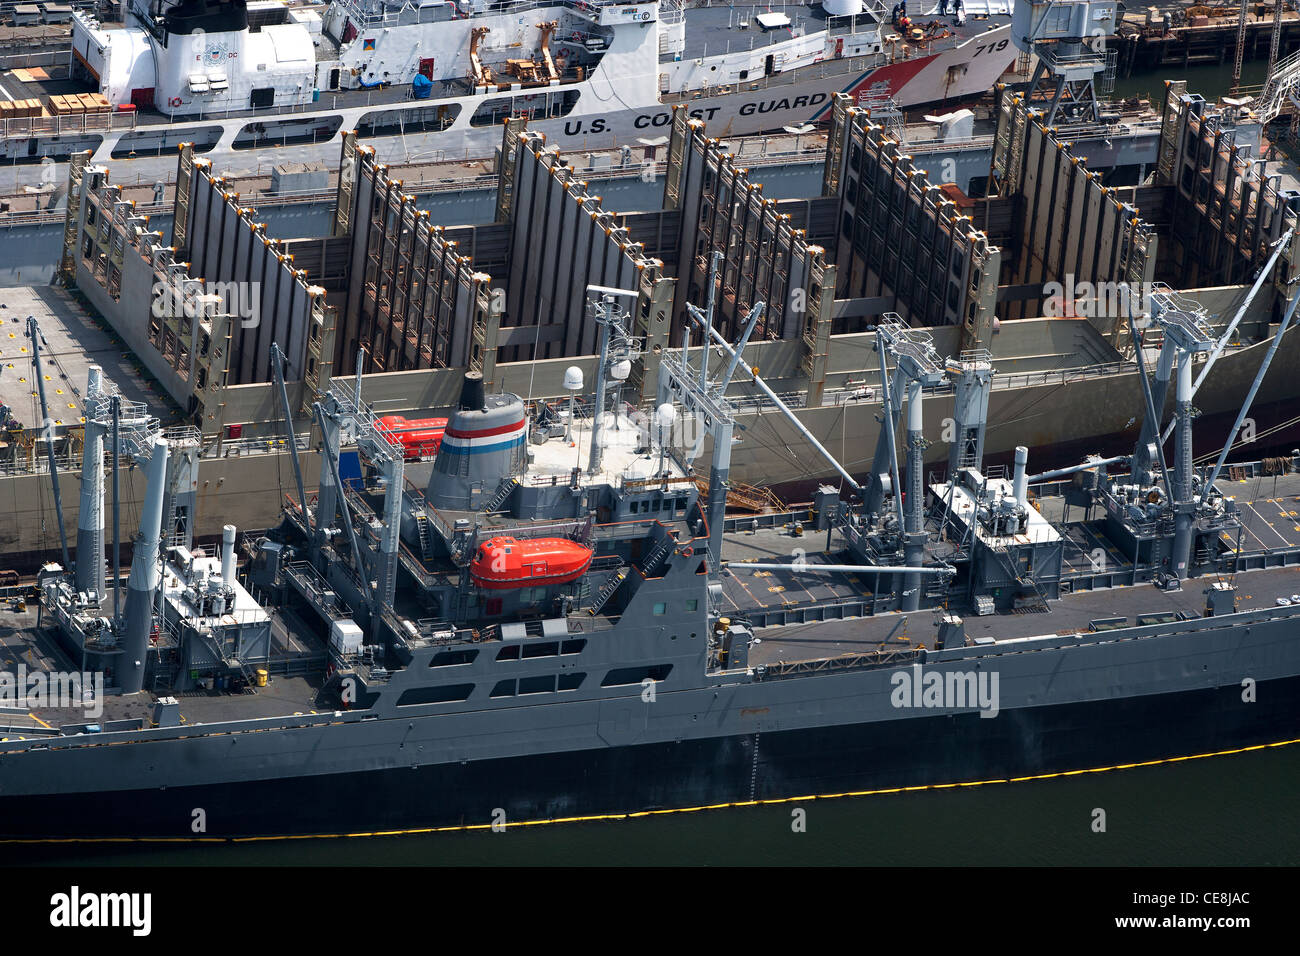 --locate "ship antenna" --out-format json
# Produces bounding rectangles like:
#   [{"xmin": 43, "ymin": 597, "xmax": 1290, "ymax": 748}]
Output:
[{"xmin": 524, "ymin": 309, "xmax": 546, "ymax": 414}]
